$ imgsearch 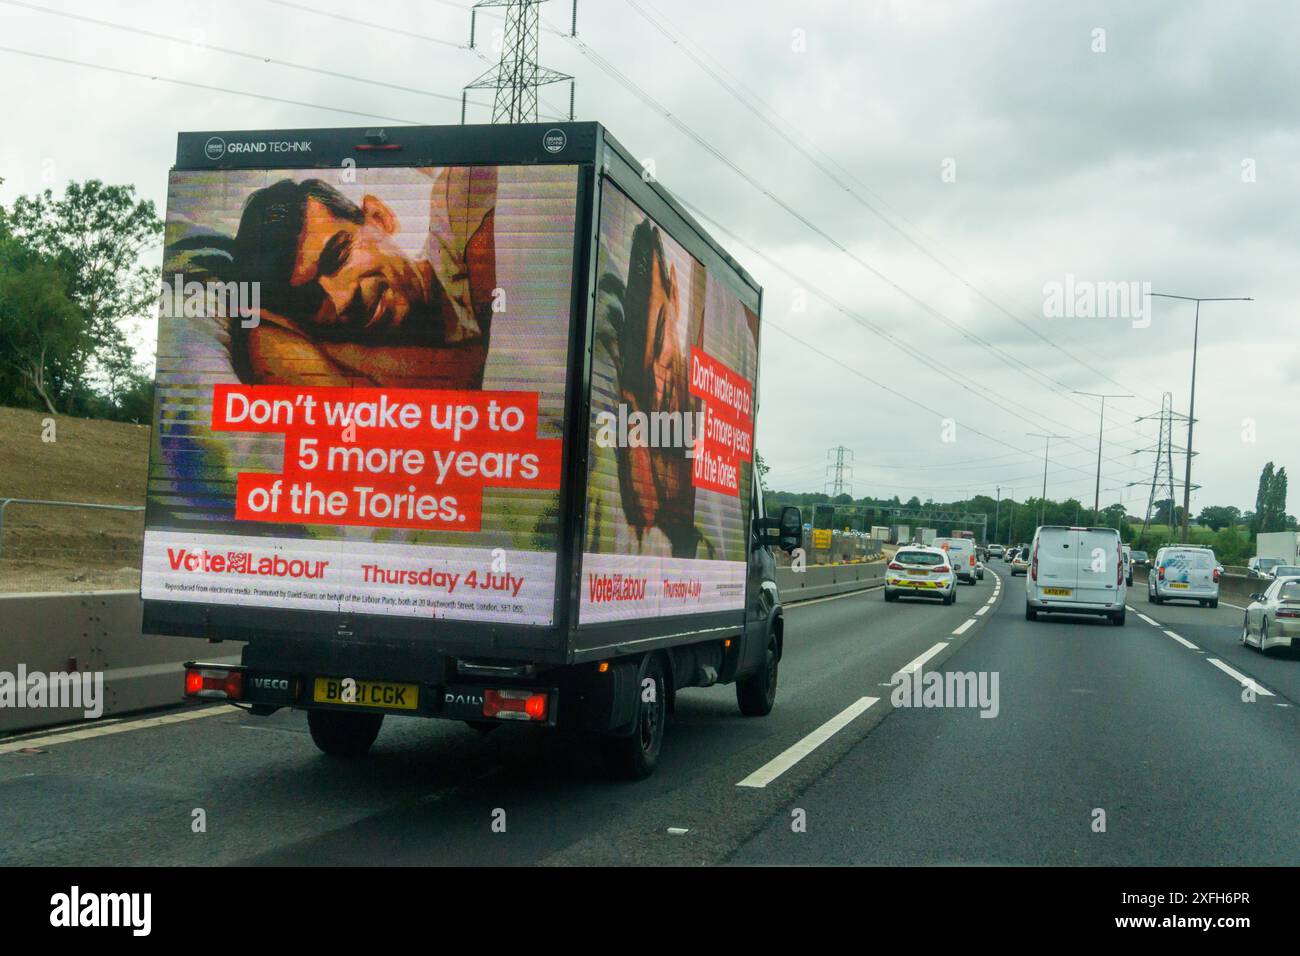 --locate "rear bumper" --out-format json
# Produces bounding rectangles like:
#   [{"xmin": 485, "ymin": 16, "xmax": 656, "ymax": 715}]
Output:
[
  {"xmin": 1026, "ymin": 595, "xmax": 1122, "ymax": 615},
  {"xmin": 885, "ymin": 577, "xmax": 954, "ymax": 598},
  {"xmin": 184, "ymin": 660, "xmax": 568, "ymax": 728},
  {"xmin": 1154, "ymin": 585, "xmax": 1219, "ymax": 601}
]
